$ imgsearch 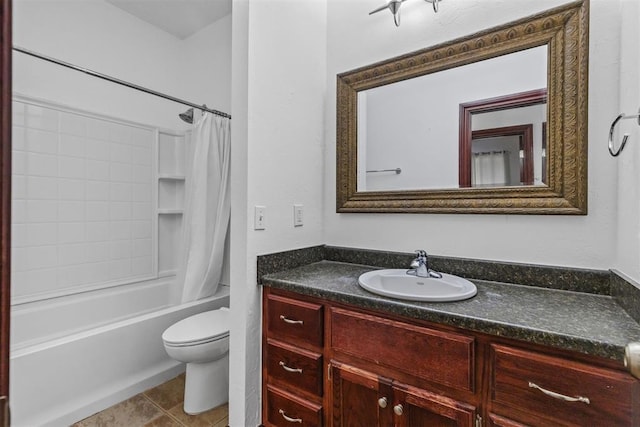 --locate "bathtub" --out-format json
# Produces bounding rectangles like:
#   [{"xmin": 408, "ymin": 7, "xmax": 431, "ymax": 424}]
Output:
[{"xmin": 9, "ymin": 279, "xmax": 230, "ymax": 427}]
